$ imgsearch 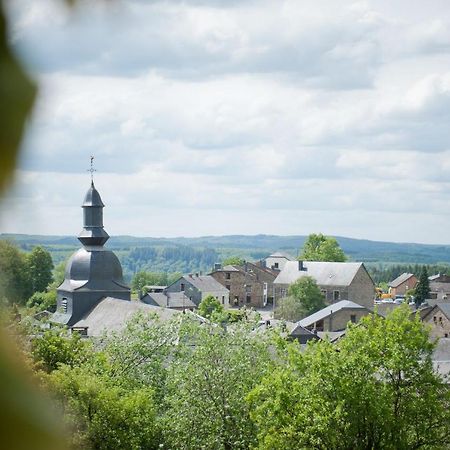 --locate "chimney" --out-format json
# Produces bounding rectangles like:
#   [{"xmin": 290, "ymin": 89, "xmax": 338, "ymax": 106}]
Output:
[{"xmin": 298, "ymin": 260, "xmax": 306, "ymax": 271}]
